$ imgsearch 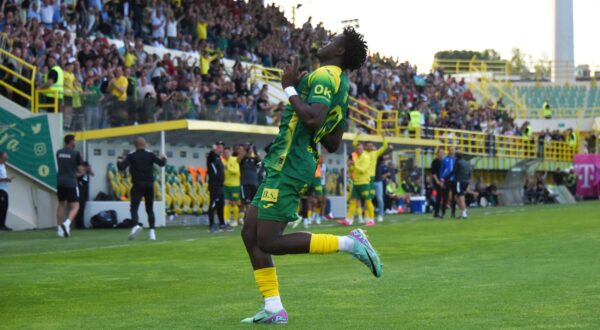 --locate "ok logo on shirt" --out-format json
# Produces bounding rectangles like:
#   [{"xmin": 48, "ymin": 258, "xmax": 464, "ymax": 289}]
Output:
[{"xmin": 313, "ymin": 84, "xmax": 331, "ymax": 98}]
